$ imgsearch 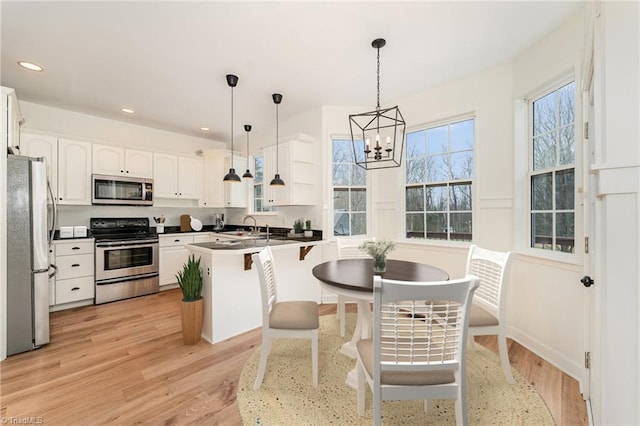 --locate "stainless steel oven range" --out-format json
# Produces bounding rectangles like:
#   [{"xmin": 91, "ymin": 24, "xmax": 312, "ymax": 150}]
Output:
[{"xmin": 91, "ymin": 217, "xmax": 159, "ymax": 304}]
